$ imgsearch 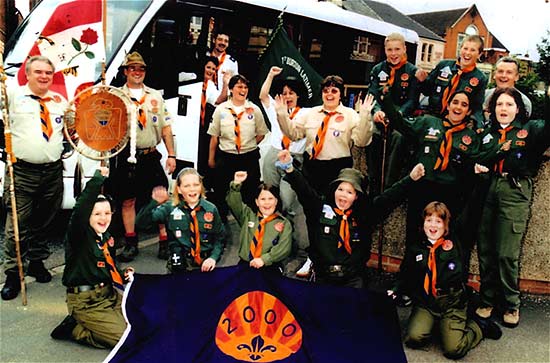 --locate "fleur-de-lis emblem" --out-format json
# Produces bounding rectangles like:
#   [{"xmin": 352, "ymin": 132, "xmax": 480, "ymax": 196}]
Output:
[{"xmin": 237, "ymin": 335, "xmax": 277, "ymax": 361}]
